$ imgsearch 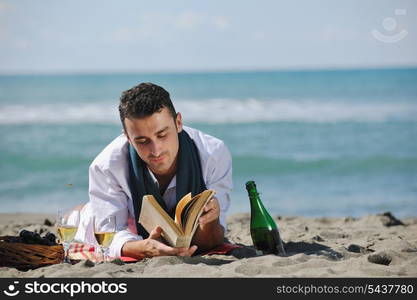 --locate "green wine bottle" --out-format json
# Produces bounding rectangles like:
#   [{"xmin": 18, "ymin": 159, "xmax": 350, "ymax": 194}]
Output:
[{"xmin": 246, "ymin": 180, "xmax": 286, "ymax": 255}]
